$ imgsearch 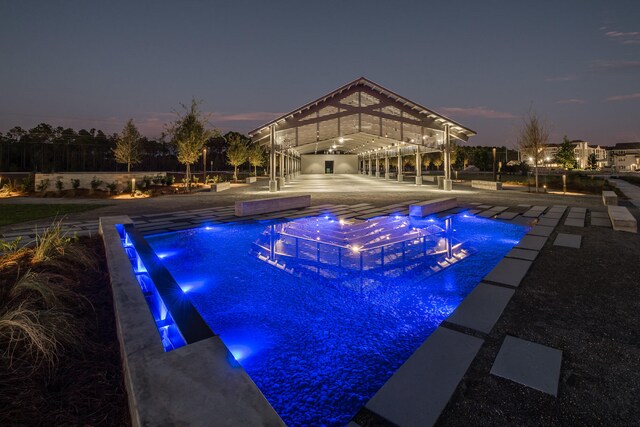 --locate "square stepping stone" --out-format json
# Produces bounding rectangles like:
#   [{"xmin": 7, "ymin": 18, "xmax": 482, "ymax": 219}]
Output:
[
  {"xmin": 484, "ymin": 258, "xmax": 532, "ymax": 287},
  {"xmin": 528, "ymin": 225, "xmax": 554, "ymax": 237},
  {"xmin": 537, "ymin": 217, "xmax": 560, "ymax": 227},
  {"xmin": 566, "ymin": 211, "xmax": 585, "ymax": 219},
  {"xmin": 554, "ymin": 233, "xmax": 582, "ymax": 248},
  {"xmin": 447, "ymin": 283, "xmax": 514, "ymax": 333},
  {"xmin": 366, "ymin": 327, "xmax": 483, "ymax": 427},
  {"xmin": 477, "ymin": 211, "xmax": 497, "ymax": 218},
  {"xmin": 506, "ymin": 248, "xmax": 538, "ymax": 261},
  {"xmin": 590, "ymin": 217, "xmax": 611, "ymax": 227},
  {"xmin": 477, "ymin": 205, "xmax": 492, "ymax": 209},
  {"xmin": 522, "ymin": 210, "xmax": 542, "ymax": 218},
  {"xmin": 590, "ymin": 211, "xmax": 609, "ymax": 219},
  {"xmin": 497, "ymin": 211, "xmax": 519, "ymax": 220},
  {"xmin": 509, "ymin": 216, "xmax": 534, "ymax": 226},
  {"xmin": 516, "ymin": 235, "xmax": 548, "ymax": 251},
  {"xmin": 543, "ymin": 211, "xmax": 564, "ymax": 219},
  {"xmin": 491, "ymin": 336, "xmax": 562, "ymax": 396},
  {"xmin": 564, "ymin": 217, "xmax": 584, "ymax": 227}
]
